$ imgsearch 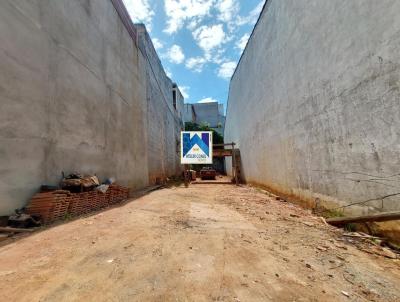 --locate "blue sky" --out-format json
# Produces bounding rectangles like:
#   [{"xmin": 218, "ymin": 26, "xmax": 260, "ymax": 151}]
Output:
[{"xmin": 122, "ymin": 0, "xmax": 265, "ymax": 113}]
